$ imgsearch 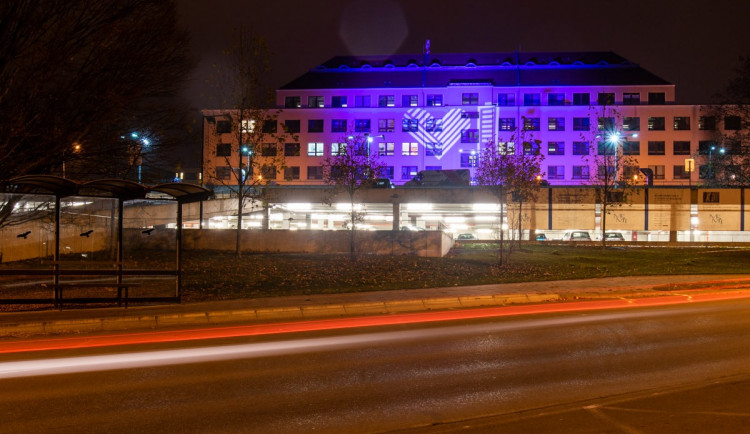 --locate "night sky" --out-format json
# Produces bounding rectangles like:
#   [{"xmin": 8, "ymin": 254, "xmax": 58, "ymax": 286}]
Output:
[{"xmin": 177, "ymin": 0, "xmax": 750, "ymax": 109}]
